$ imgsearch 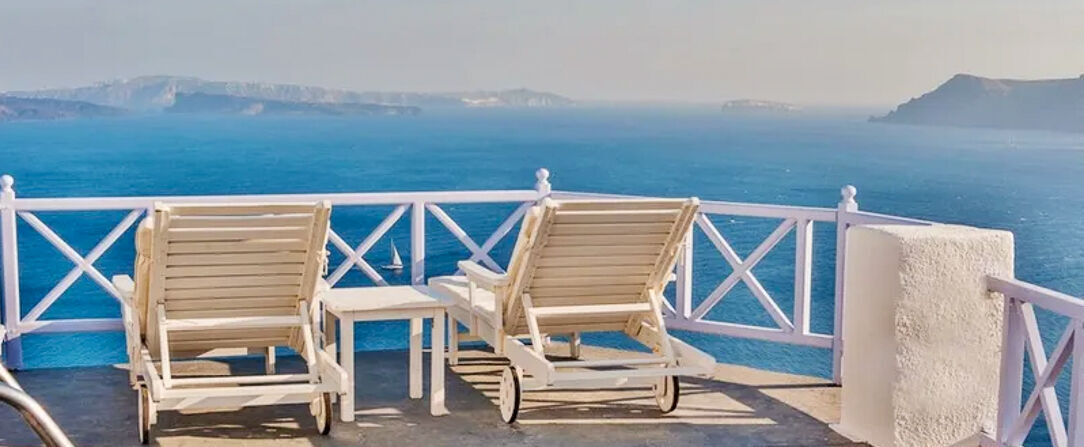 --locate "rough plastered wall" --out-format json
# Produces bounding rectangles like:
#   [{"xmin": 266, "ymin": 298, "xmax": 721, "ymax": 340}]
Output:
[{"xmin": 838, "ymin": 224, "xmax": 1013, "ymax": 447}]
